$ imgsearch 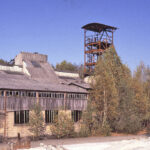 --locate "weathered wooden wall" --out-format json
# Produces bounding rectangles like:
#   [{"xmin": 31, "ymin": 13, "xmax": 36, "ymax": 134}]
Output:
[{"xmin": 0, "ymin": 96, "xmax": 87, "ymax": 111}]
